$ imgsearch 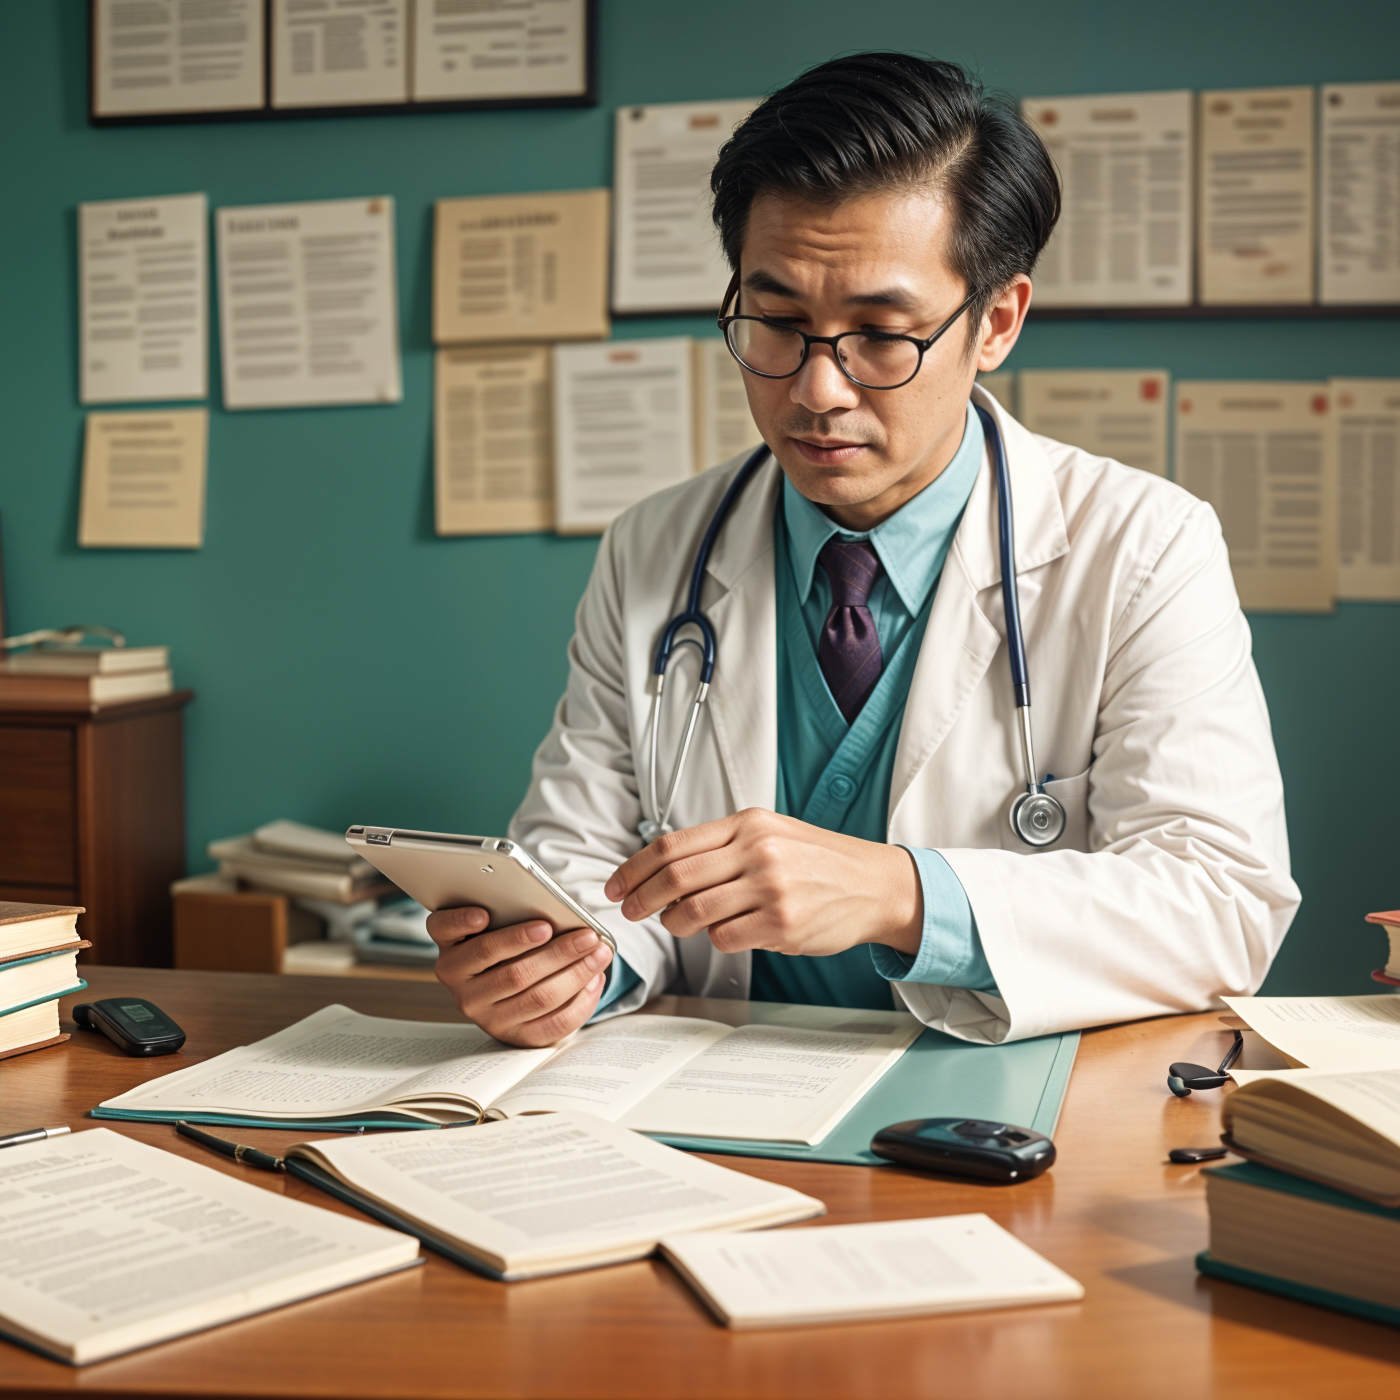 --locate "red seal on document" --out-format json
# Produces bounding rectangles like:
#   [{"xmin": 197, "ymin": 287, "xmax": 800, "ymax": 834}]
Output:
[
  {"xmin": 1311, "ymin": 395, "xmax": 1328, "ymax": 414},
  {"xmin": 1140, "ymin": 379, "xmax": 1160, "ymax": 401}
]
